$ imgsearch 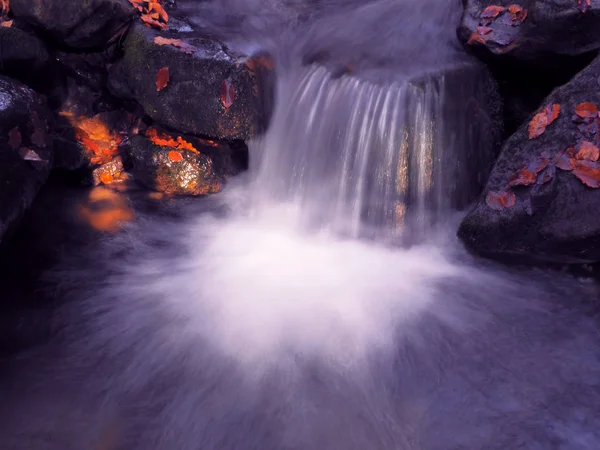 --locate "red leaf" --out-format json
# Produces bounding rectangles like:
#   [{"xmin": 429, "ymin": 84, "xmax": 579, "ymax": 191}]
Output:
[
  {"xmin": 8, "ymin": 126, "xmax": 21, "ymax": 150},
  {"xmin": 538, "ymin": 163, "xmax": 556, "ymax": 184},
  {"xmin": 168, "ymin": 150, "xmax": 183, "ymax": 162},
  {"xmin": 575, "ymin": 140, "xmax": 600, "ymax": 161},
  {"xmin": 553, "ymin": 147, "xmax": 576, "ymax": 171},
  {"xmin": 486, "ymin": 190, "xmax": 516, "ymax": 210},
  {"xmin": 476, "ymin": 26, "xmax": 492, "ymax": 35},
  {"xmin": 507, "ymin": 4, "xmax": 528, "ymax": 25},
  {"xmin": 572, "ymin": 160, "xmax": 600, "ymax": 188},
  {"xmin": 220, "ymin": 79, "xmax": 235, "ymax": 108},
  {"xmin": 507, "ymin": 153, "xmax": 551, "ymax": 187},
  {"xmin": 528, "ymin": 103, "xmax": 560, "ymax": 139},
  {"xmin": 577, "ymin": 0, "xmax": 591, "ymax": 13},
  {"xmin": 575, "ymin": 102, "xmax": 599, "ymax": 118},
  {"xmin": 156, "ymin": 67, "xmax": 169, "ymax": 92},
  {"xmin": 467, "ymin": 31, "xmax": 488, "ymax": 45},
  {"xmin": 481, "ymin": 5, "xmax": 506, "ymax": 19},
  {"xmin": 153, "ymin": 36, "xmax": 195, "ymax": 54}
]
